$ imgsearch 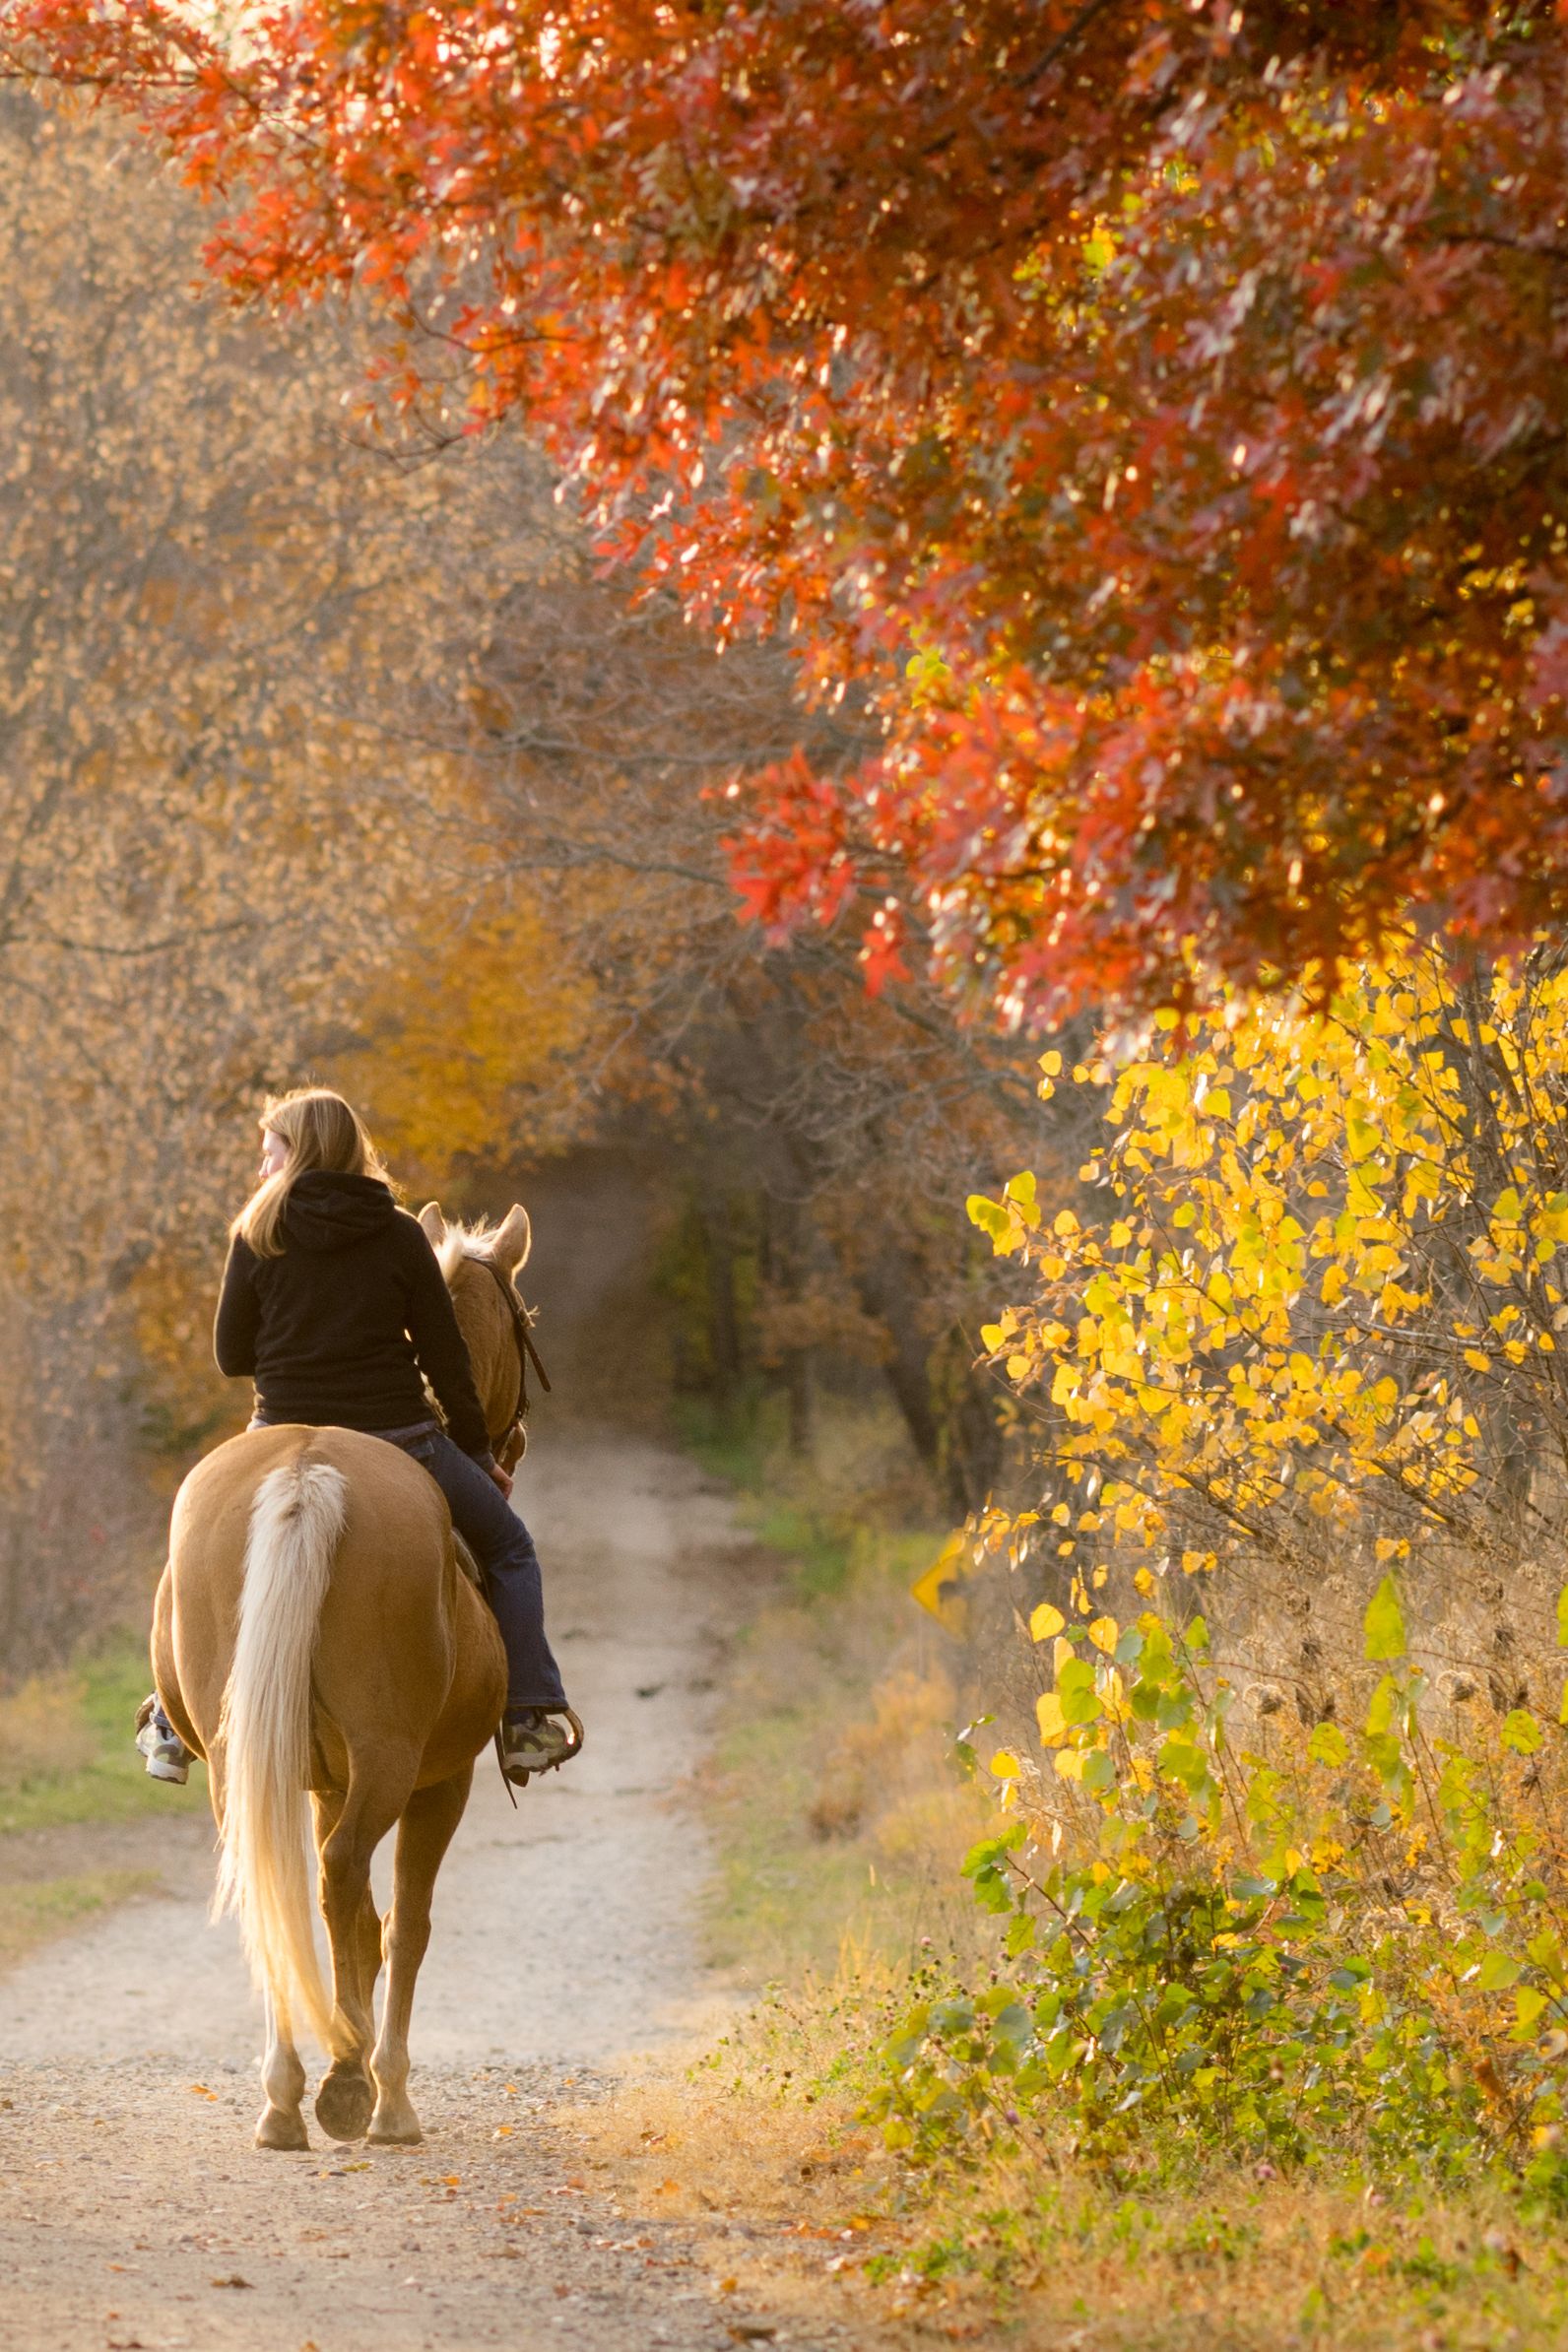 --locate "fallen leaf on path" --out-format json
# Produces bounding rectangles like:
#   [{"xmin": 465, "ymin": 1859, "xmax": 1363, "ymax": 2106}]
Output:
[
  {"xmin": 210, "ymin": 2275, "xmax": 253, "ymax": 2289},
  {"xmin": 727, "ymin": 2327, "xmax": 777, "ymax": 2344},
  {"xmin": 188, "ymin": 2085, "xmax": 218, "ymax": 2102},
  {"xmin": 717, "ymin": 2276, "xmax": 739, "ymax": 2294}
]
